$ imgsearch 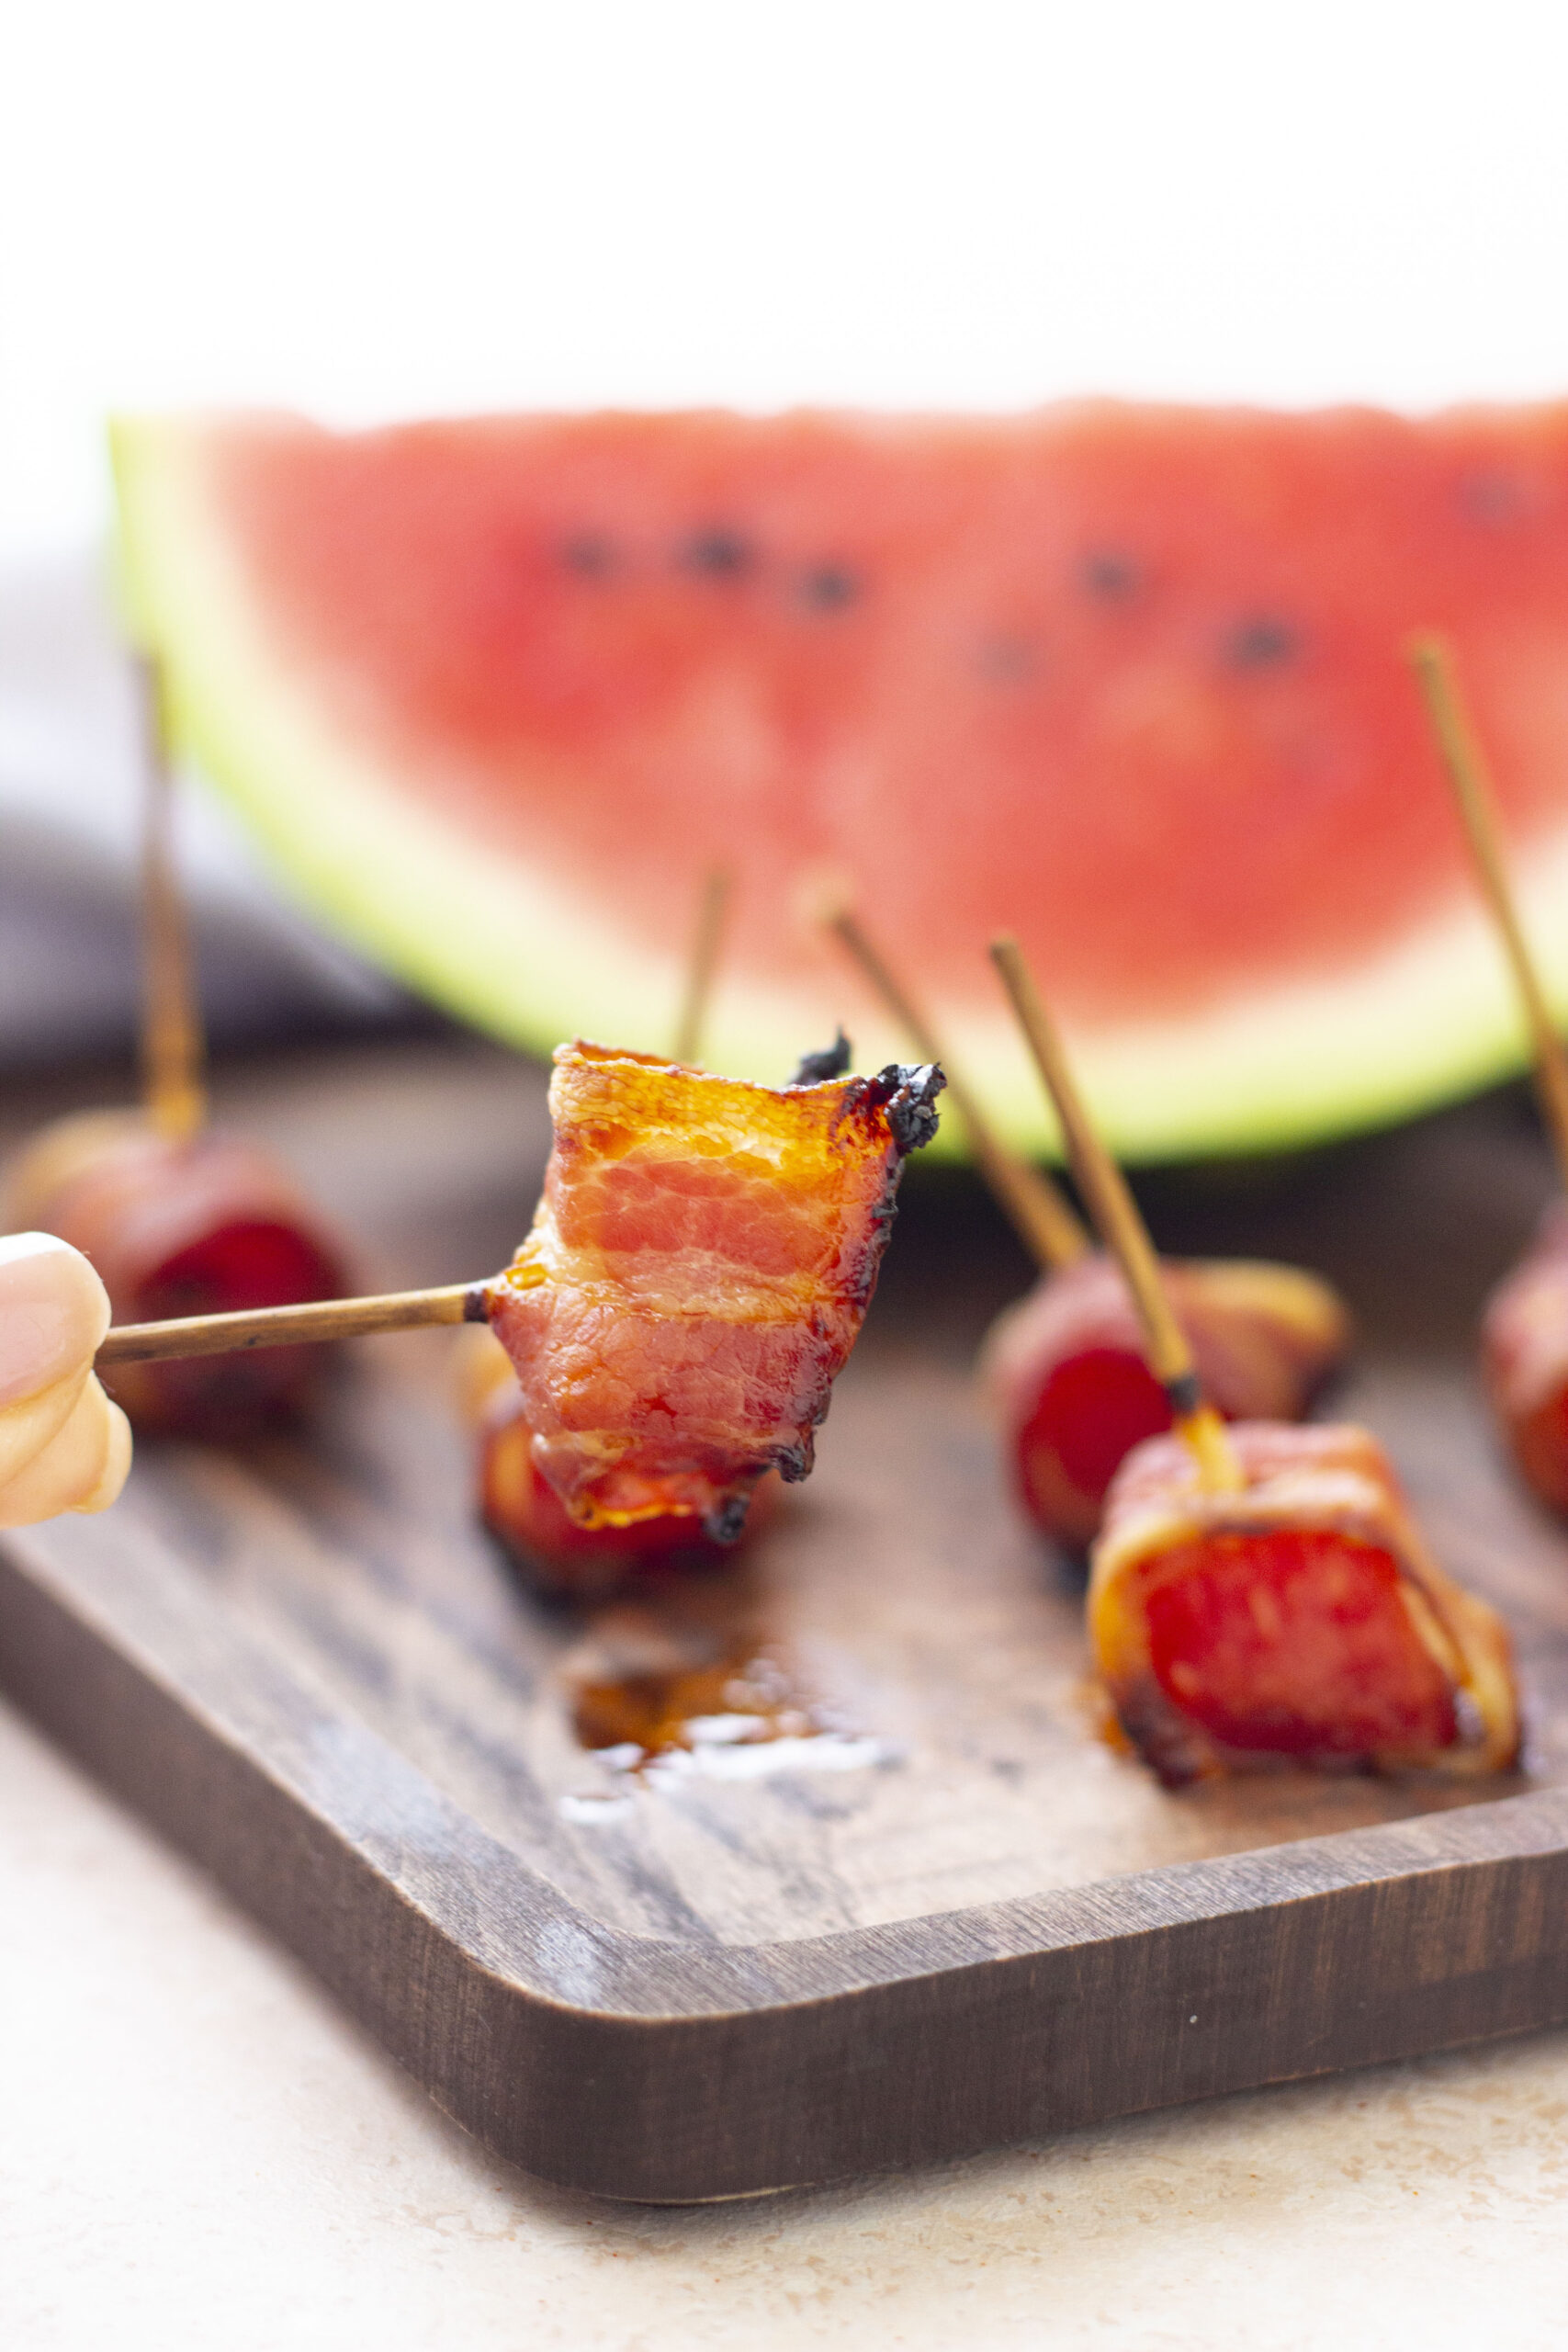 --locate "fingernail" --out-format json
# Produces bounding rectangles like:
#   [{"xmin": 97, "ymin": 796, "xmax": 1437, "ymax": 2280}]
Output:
[{"xmin": 0, "ymin": 1233, "xmax": 111, "ymax": 1406}]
